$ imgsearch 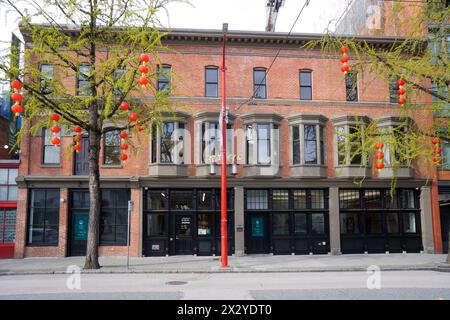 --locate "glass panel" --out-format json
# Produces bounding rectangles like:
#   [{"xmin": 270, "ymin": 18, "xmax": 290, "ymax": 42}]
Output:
[
  {"xmin": 364, "ymin": 189, "xmax": 382, "ymax": 209},
  {"xmin": 43, "ymin": 225, "xmax": 59, "ymax": 244},
  {"xmin": 292, "ymin": 126, "xmax": 300, "ymax": 164},
  {"xmin": 197, "ymin": 213, "xmax": 212, "ymax": 236},
  {"xmin": 400, "ymin": 190, "xmax": 416, "ymax": 209},
  {"xmin": 310, "ymin": 190, "xmax": 325, "ymax": 209},
  {"xmin": 0, "ymin": 186, "xmax": 7, "ymax": 201},
  {"xmin": 177, "ymin": 216, "xmax": 191, "ymax": 236},
  {"xmin": 300, "ymin": 71, "xmax": 312, "ymax": 86},
  {"xmin": 160, "ymin": 122, "xmax": 175, "ymax": 163},
  {"xmin": 30, "ymin": 208, "xmax": 45, "ymax": 226},
  {"xmin": 340, "ymin": 213, "xmax": 359, "ymax": 234},
  {"xmin": 205, "ymin": 83, "xmax": 218, "ymax": 97},
  {"xmin": 272, "ymin": 190, "xmax": 289, "ymax": 210},
  {"xmin": 345, "ymin": 72, "xmax": 358, "ymax": 102},
  {"xmin": 403, "ymin": 212, "xmax": 417, "ymax": 233},
  {"xmin": 254, "ymin": 69, "xmax": 266, "ymax": 84},
  {"xmin": 365, "ymin": 212, "xmax": 383, "ymax": 234},
  {"xmin": 319, "ymin": 126, "xmax": 325, "ymax": 164},
  {"xmin": 215, "ymin": 189, "xmax": 233, "ymax": 210},
  {"xmin": 304, "ymin": 125, "xmax": 317, "ymax": 164},
  {"xmin": 7, "ymin": 186, "xmax": 17, "ymax": 201},
  {"xmin": 170, "ymin": 190, "xmax": 193, "ymax": 210},
  {"xmin": 294, "ymin": 214, "xmax": 307, "ymax": 234},
  {"xmin": 8, "ymin": 169, "xmax": 17, "ymax": 184},
  {"xmin": 257, "ymin": 124, "xmax": 270, "ymax": 164},
  {"xmin": 293, "ymin": 190, "xmax": 307, "ymax": 209},
  {"xmin": 300, "ymin": 86, "xmax": 312, "ymax": 100},
  {"xmin": 385, "ymin": 190, "xmax": 397, "ymax": 209},
  {"xmin": 339, "ymin": 189, "xmax": 360, "ymax": 209},
  {"xmin": 246, "ymin": 125, "xmax": 254, "ymax": 164},
  {"xmin": 273, "ymin": 213, "xmax": 289, "ymax": 235},
  {"xmin": 349, "ymin": 126, "xmax": 362, "ymax": 165},
  {"xmin": 311, "ymin": 213, "xmax": 325, "ymax": 234},
  {"xmin": 104, "ymin": 131, "xmax": 121, "ymax": 165},
  {"xmin": 45, "ymin": 208, "xmax": 60, "ymax": 225},
  {"xmin": 146, "ymin": 190, "xmax": 167, "ymax": 210},
  {"xmin": 32, "ymin": 190, "xmax": 47, "ymax": 207},
  {"xmin": 387, "ymin": 212, "xmax": 399, "ymax": 233},
  {"xmin": 246, "ymin": 190, "xmax": 268, "ymax": 210},
  {"xmin": 29, "ymin": 225, "xmax": 44, "ymax": 244},
  {"xmin": 0, "ymin": 169, "xmax": 7, "ymax": 184},
  {"xmin": 198, "ymin": 190, "xmax": 212, "ymax": 210},
  {"xmin": 206, "ymin": 68, "xmax": 218, "ymax": 82},
  {"xmin": 147, "ymin": 213, "xmax": 166, "ymax": 236}
]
